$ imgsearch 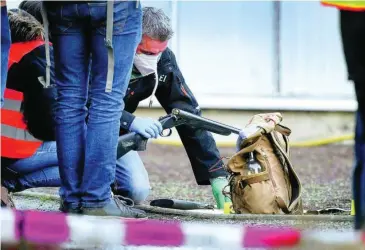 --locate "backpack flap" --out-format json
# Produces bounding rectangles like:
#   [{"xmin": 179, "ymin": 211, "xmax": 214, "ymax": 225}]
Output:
[{"xmin": 227, "ymin": 134, "xmax": 264, "ymax": 175}]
